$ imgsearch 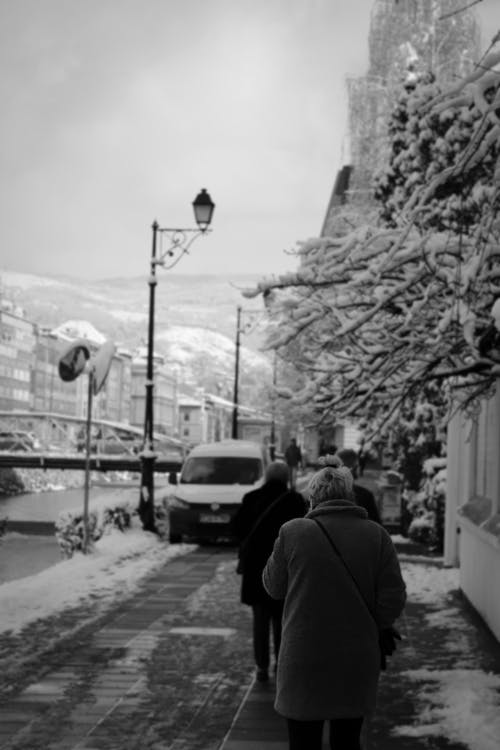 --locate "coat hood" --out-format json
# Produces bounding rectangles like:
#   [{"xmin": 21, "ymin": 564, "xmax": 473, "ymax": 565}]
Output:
[{"xmin": 306, "ymin": 498, "xmax": 368, "ymax": 520}]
